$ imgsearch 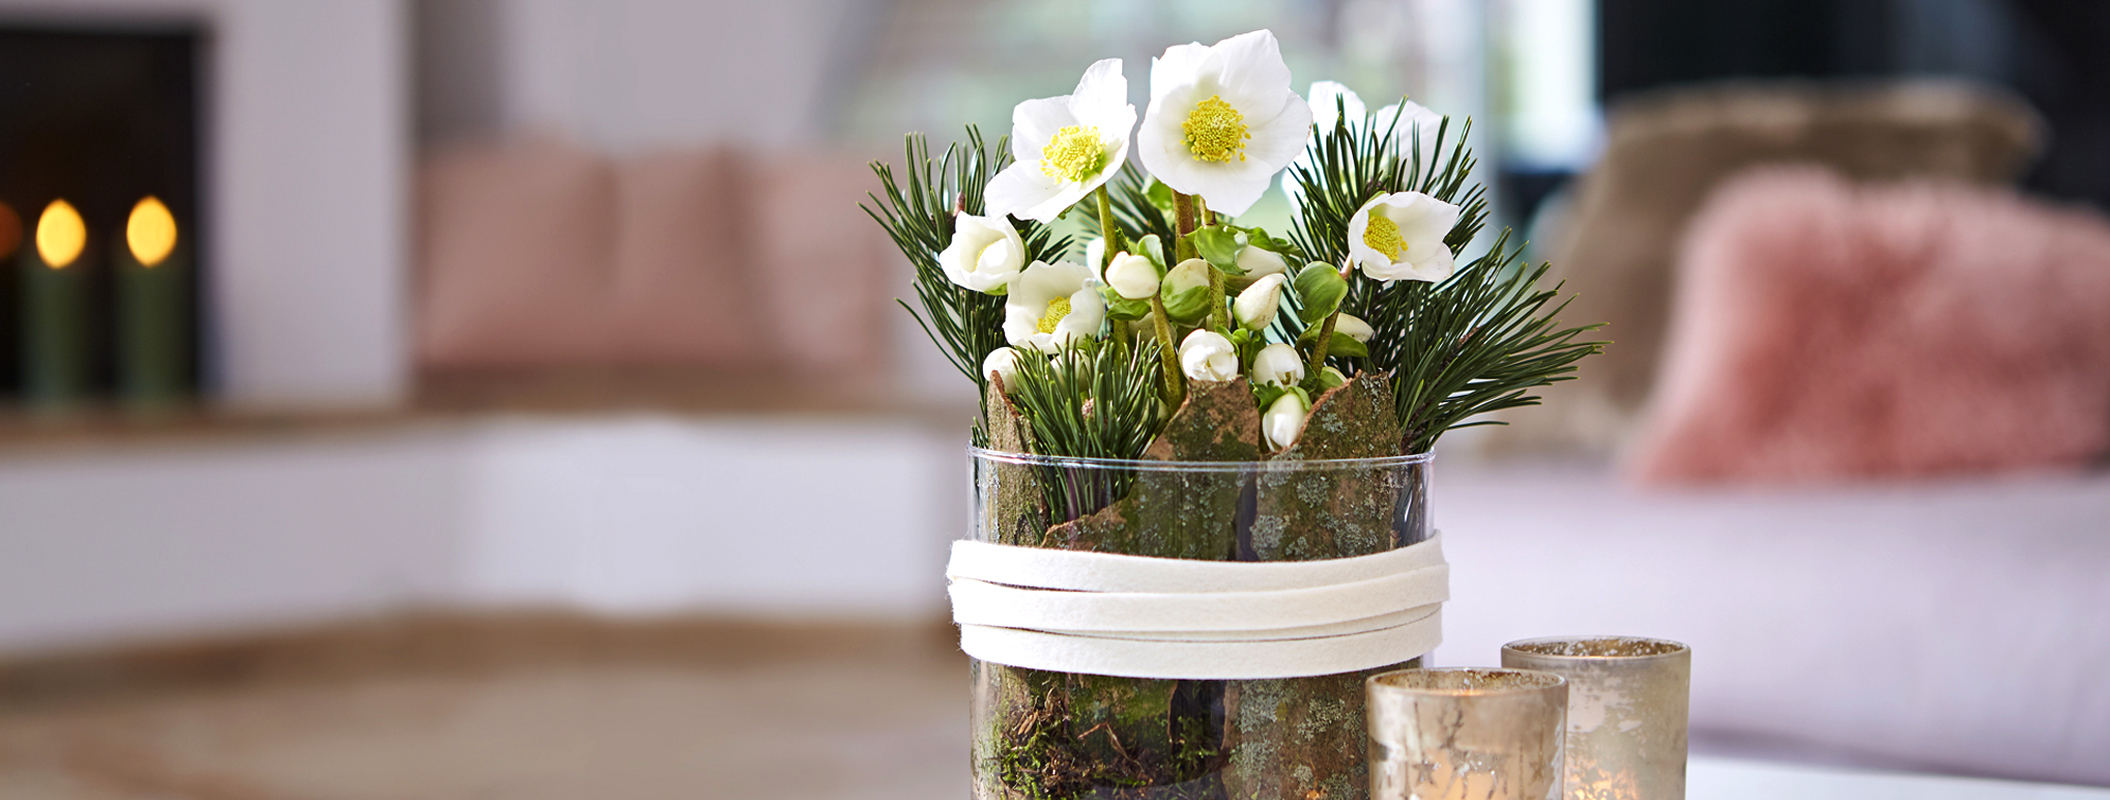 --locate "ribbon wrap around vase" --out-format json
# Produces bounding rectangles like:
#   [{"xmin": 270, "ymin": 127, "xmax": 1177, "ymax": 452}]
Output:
[{"xmin": 949, "ymin": 535, "xmax": 1447, "ymax": 679}]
